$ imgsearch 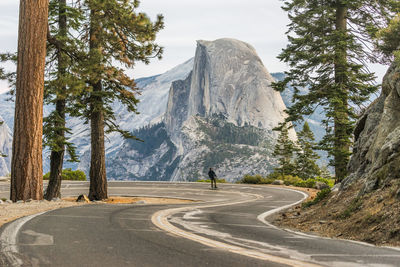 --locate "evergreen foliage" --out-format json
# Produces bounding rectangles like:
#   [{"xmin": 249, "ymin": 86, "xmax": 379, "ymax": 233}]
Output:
[
  {"xmin": 239, "ymin": 173, "xmax": 334, "ymax": 189},
  {"xmin": 75, "ymin": 0, "xmax": 164, "ymax": 137},
  {"xmin": 67, "ymin": 0, "xmax": 164, "ymax": 199},
  {"xmin": 302, "ymin": 188, "xmax": 331, "ymax": 208},
  {"xmin": 375, "ymin": 9, "xmax": 400, "ymax": 63},
  {"xmin": 197, "ymin": 115, "xmax": 265, "ymax": 146},
  {"xmin": 273, "ymin": 0, "xmax": 397, "ymax": 182},
  {"xmin": 43, "ymin": 168, "xmax": 86, "ymax": 181},
  {"xmin": 295, "ymin": 122, "xmax": 321, "ymax": 179},
  {"xmin": 126, "ymin": 122, "xmax": 169, "ymax": 156},
  {"xmin": 44, "ymin": 0, "xmax": 84, "ymax": 163},
  {"xmin": 272, "ymin": 125, "xmax": 296, "ymax": 177},
  {"xmin": 320, "ymin": 165, "xmax": 333, "ymax": 180},
  {"xmin": 107, "ymin": 122, "xmax": 179, "ymax": 181},
  {"xmin": 0, "ymin": 53, "xmax": 17, "ymax": 89}
]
